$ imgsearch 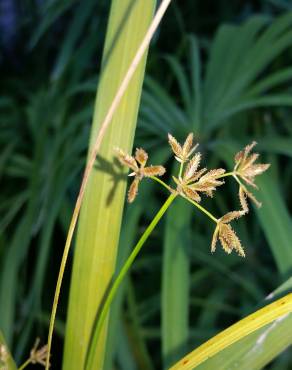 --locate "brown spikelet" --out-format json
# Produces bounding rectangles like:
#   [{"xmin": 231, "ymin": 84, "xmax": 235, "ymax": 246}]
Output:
[
  {"xmin": 168, "ymin": 134, "xmax": 182, "ymax": 159},
  {"xmin": 128, "ymin": 177, "xmax": 139, "ymax": 203},
  {"xmin": 143, "ymin": 165, "xmax": 166, "ymax": 177},
  {"xmin": 187, "ymin": 168, "xmax": 207, "ymax": 183},
  {"xmin": 191, "ymin": 168, "xmax": 225, "ymax": 197},
  {"xmin": 182, "ymin": 133, "xmax": 194, "ymax": 158},
  {"xmin": 135, "ymin": 148, "xmax": 148, "ymax": 166},
  {"xmin": 220, "ymin": 223, "xmax": 245, "ymax": 257},
  {"xmin": 211, "ymin": 225, "xmax": 219, "ymax": 253},
  {"xmin": 184, "ymin": 153, "xmax": 201, "ymax": 181},
  {"xmin": 234, "ymin": 142, "xmax": 270, "ymax": 188},
  {"xmin": 182, "ymin": 185, "xmax": 201, "ymax": 202},
  {"xmin": 239, "ymin": 186, "xmax": 249, "ymax": 212},
  {"xmin": 173, "ymin": 151, "xmax": 225, "ymax": 202},
  {"xmin": 220, "ymin": 210, "xmax": 245, "ymax": 224},
  {"xmin": 168, "ymin": 132, "xmax": 198, "ymax": 162},
  {"xmin": 115, "ymin": 148, "xmax": 138, "ymax": 172},
  {"xmin": 116, "ymin": 146, "xmax": 166, "ymax": 203},
  {"xmin": 30, "ymin": 338, "xmax": 50, "ymax": 367},
  {"xmin": 211, "ymin": 216, "xmax": 245, "ymax": 257}
]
